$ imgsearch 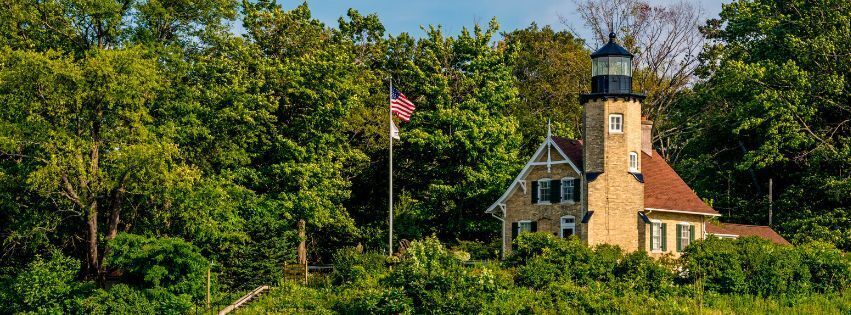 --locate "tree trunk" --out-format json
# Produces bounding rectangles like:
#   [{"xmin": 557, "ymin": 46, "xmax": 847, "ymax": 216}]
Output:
[{"xmin": 87, "ymin": 200, "xmax": 99, "ymax": 277}]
